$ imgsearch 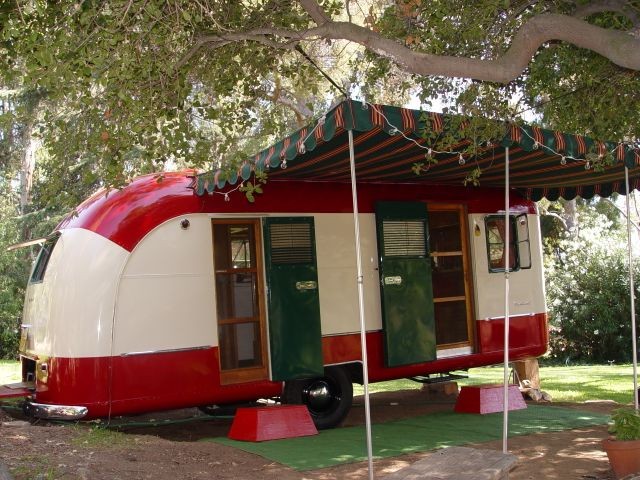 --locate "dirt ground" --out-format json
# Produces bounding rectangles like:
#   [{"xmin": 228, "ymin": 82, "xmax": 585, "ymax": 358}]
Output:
[{"xmin": 0, "ymin": 389, "xmax": 619, "ymax": 480}]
